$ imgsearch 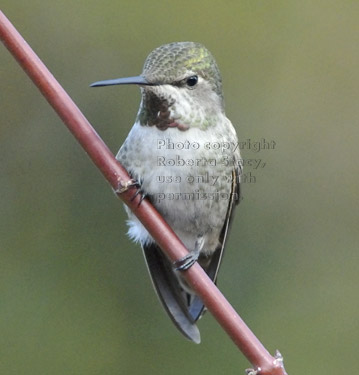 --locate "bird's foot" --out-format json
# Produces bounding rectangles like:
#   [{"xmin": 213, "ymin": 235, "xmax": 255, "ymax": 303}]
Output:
[
  {"xmin": 173, "ymin": 252, "xmax": 199, "ymax": 271},
  {"xmin": 114, "ymin": 178, "xmax": 146, "ymax": 207},
  {"xmin": 173, "ymin": 236, "xmax": 204, "ymax": 271},
  {"xmin": 129, "ymin": 178, "xmax": 147, "ymax": 207},
  {"xmin": 173, "ymin": 251, "xmax": 200, "ymax": 271}
]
